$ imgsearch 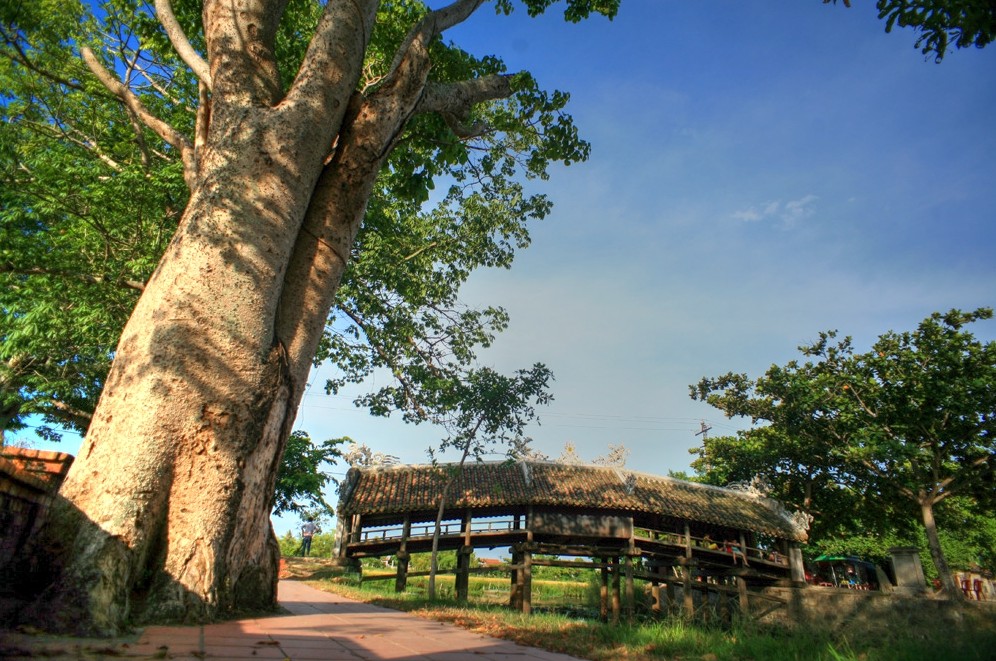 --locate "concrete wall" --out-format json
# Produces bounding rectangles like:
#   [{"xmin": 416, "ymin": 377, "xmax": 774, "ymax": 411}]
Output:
[{"xmin": 756, "ymin": 585, "xmax": 995, "ymax": 636}]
